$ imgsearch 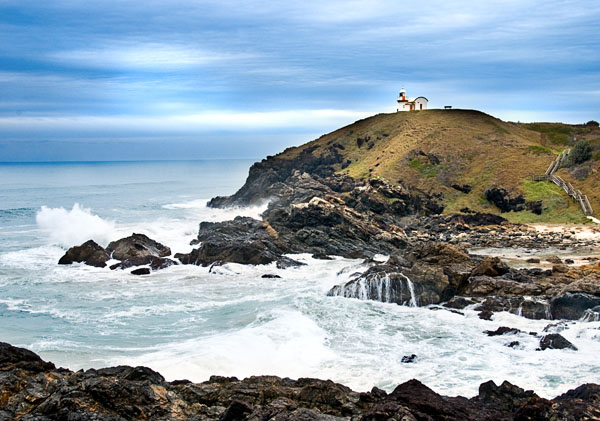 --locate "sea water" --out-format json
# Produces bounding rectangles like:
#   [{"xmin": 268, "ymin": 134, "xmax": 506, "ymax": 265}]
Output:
[{"xmin": 1, "ymin": 160, "xmax": 599, "ymax": 399}]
